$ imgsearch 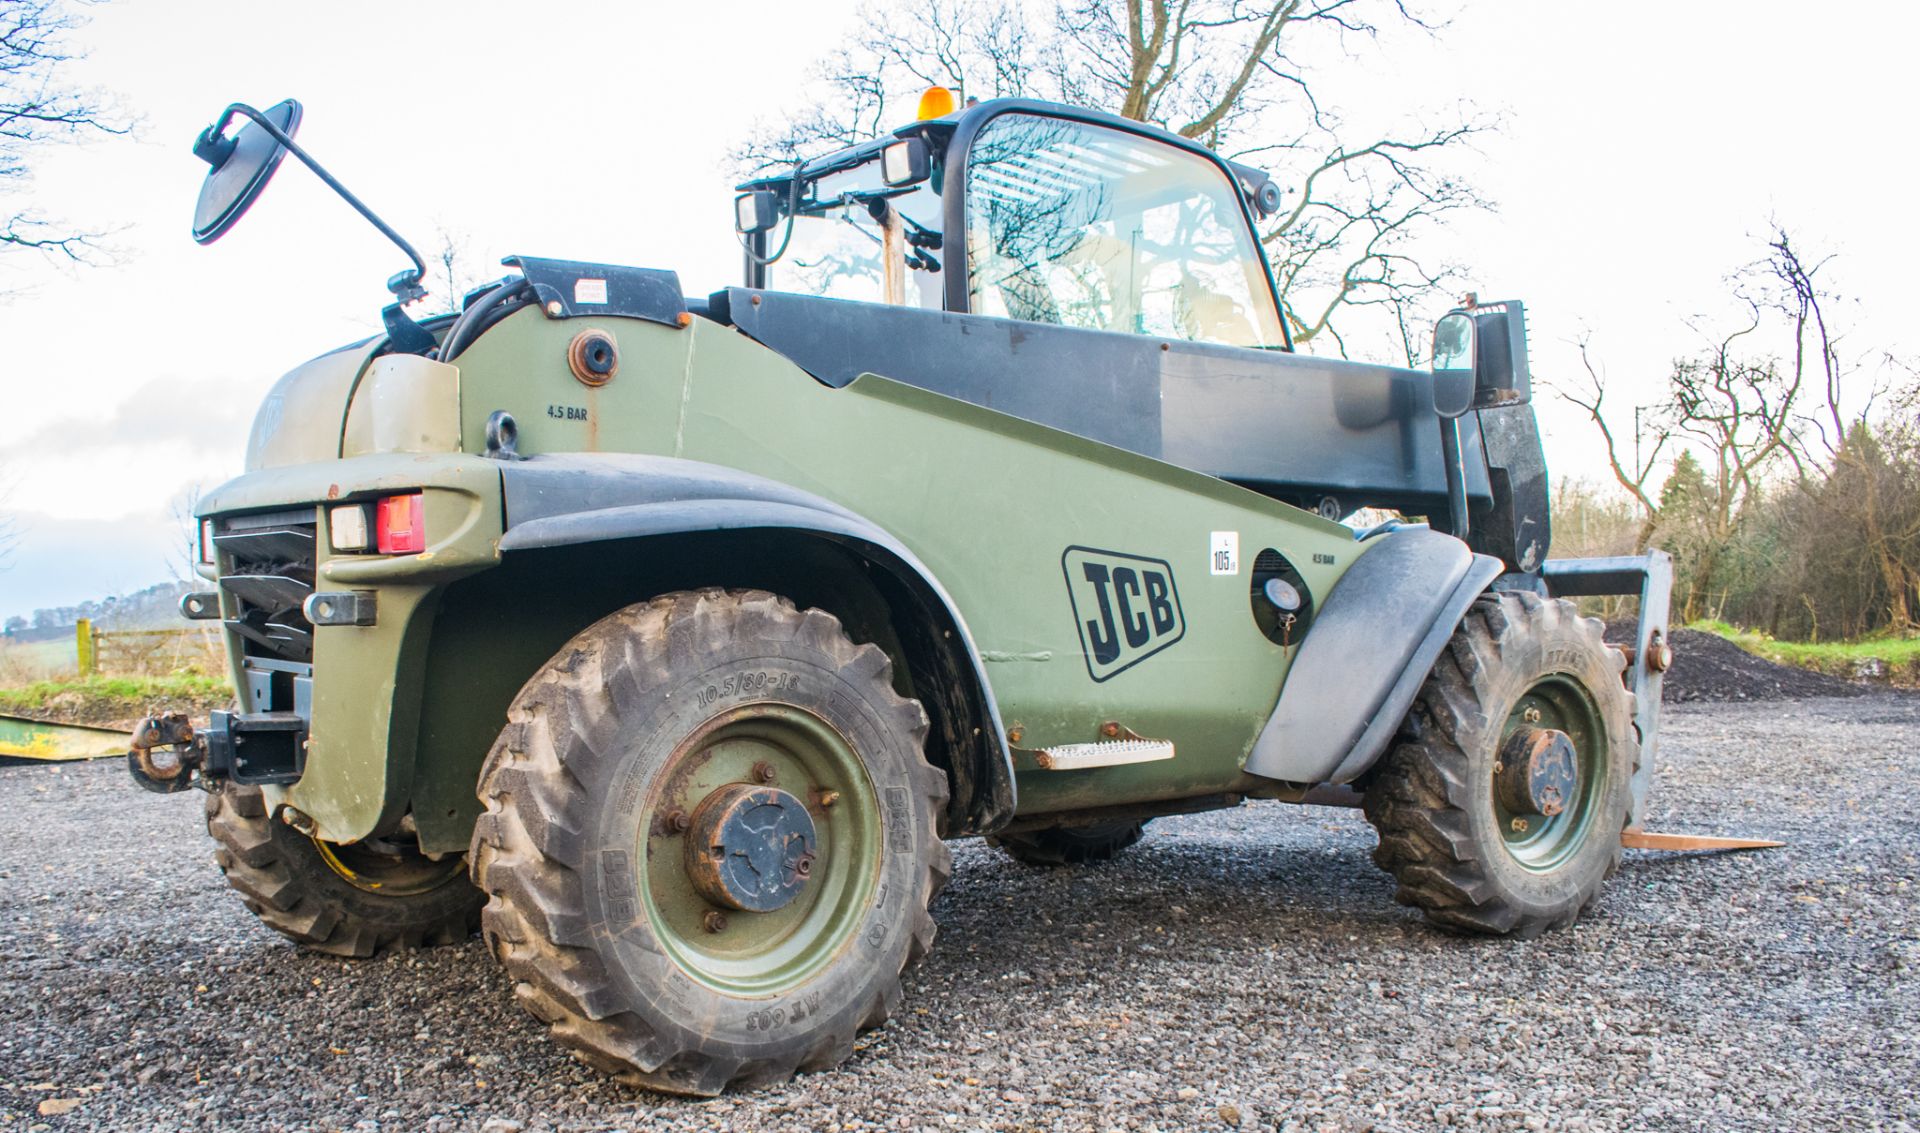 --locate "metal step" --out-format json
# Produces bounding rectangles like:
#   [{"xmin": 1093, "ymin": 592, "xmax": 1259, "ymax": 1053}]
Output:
[{"xmin": 1034, "ymin": 738, "xmax": 1175, "ymax": 771}]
